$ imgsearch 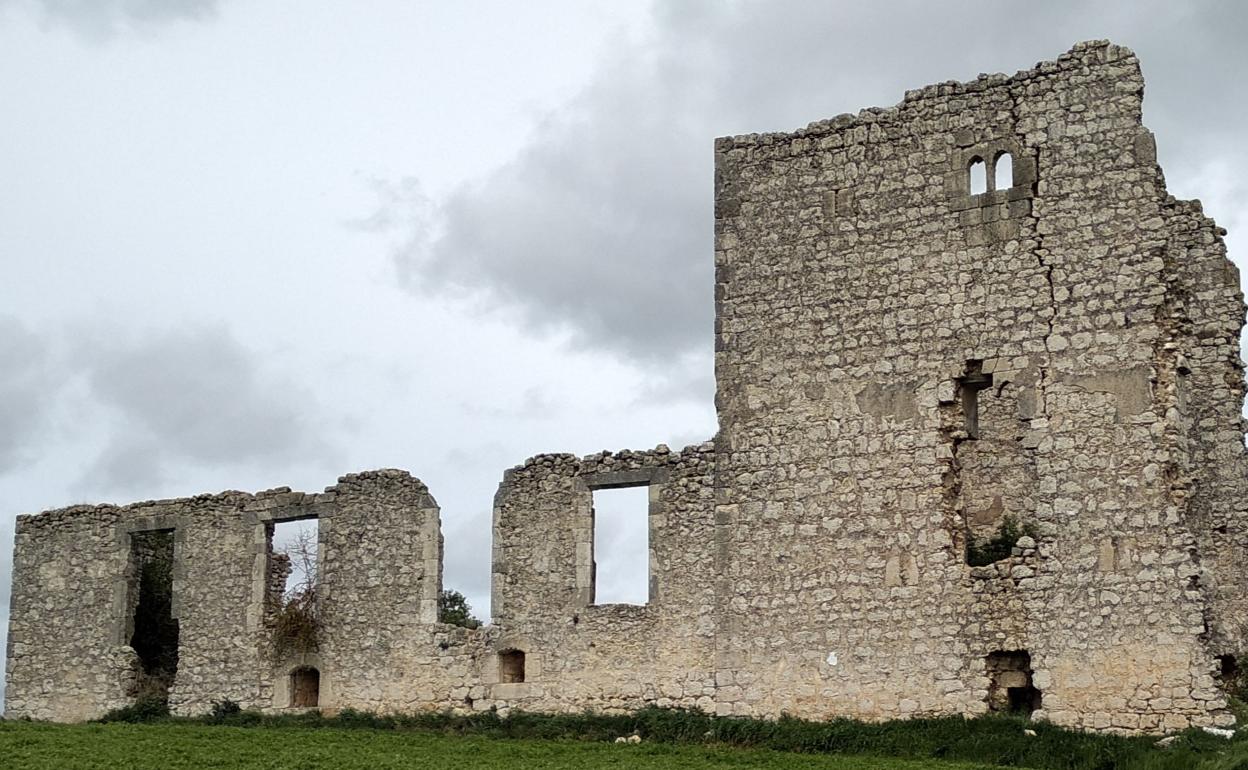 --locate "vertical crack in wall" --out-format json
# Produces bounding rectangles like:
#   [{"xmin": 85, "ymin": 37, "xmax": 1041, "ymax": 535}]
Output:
[{"xmin": 1011, "ymin": 88, "xmax": 1057, "ymax": 428}]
